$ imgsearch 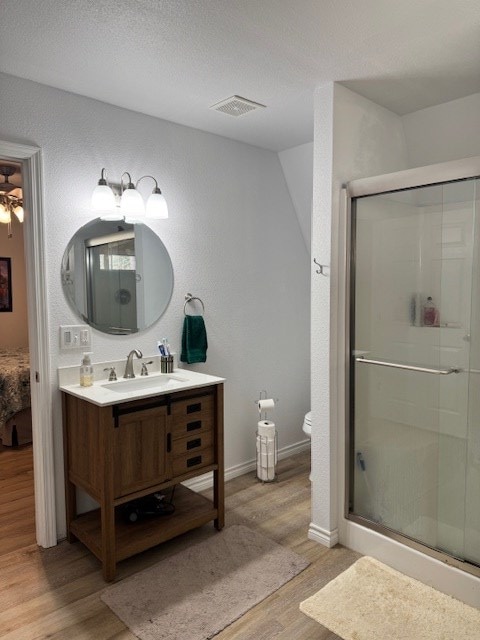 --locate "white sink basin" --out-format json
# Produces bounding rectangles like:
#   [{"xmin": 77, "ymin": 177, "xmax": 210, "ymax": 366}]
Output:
[{"xmin": 101, "ymin": 374, "xmax": 188, "ymax": 393}]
